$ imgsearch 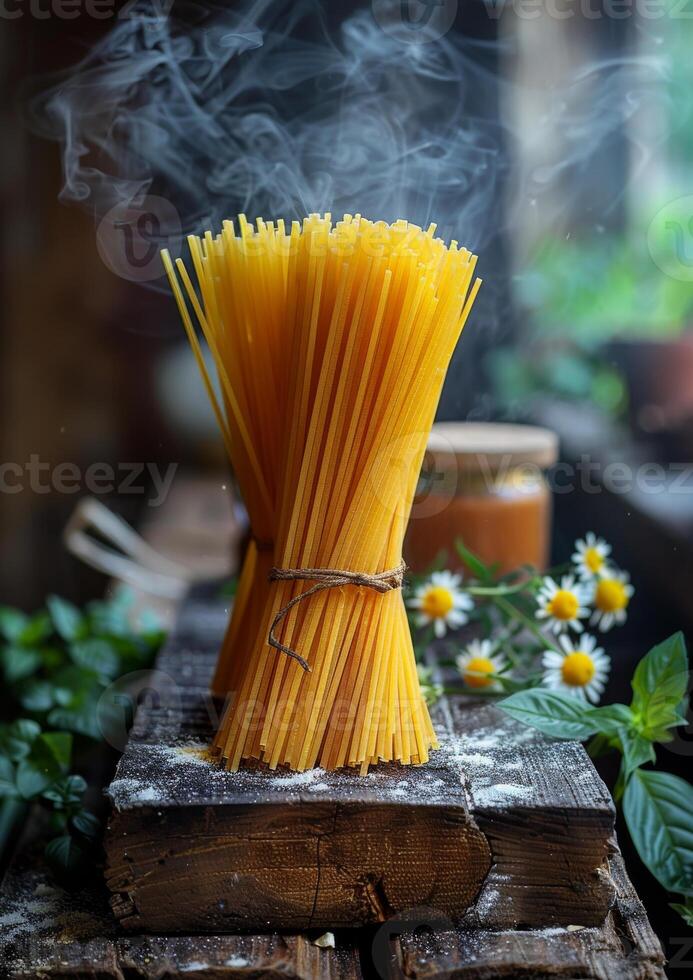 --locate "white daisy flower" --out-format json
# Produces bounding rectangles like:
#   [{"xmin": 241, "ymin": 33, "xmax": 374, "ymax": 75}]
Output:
[
  {"xmin": 408, "ymin": 570, "xmax": 473, "ymax": 639},
  {"xmin": 542, "ymin": 633, "xmax": 611, "ymax": 704},
  {"xmin": 536, "ymin": 575, "xmax": 591, "ymax": 634},
  {"xmin": 456, "ymin": 639, "xmax": 507, "ymax": 691},
  {"xmin": 590, "ymin": 571, "xmax": 634, "ymax": 632},
  {"xmin": 572, "ymin": 532, "xmax": 612, "ymax": 580}
]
